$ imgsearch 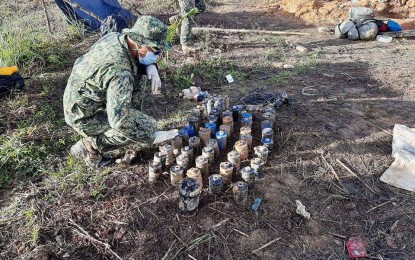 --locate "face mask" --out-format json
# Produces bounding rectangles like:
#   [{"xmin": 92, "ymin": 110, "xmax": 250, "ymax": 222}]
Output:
[{"xmin": 138, "ymin": 51, "xmax": 159, "ymax": 65}]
